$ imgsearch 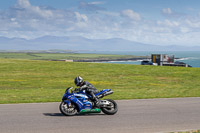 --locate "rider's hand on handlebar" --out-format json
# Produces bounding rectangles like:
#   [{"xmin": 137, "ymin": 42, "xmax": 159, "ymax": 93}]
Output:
[{"xmin": 74, "ymin": 88, "xmax": 79, "ymax": 91}]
